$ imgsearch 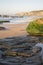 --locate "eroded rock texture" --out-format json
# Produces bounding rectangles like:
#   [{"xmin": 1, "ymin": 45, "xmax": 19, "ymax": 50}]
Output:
[{"xmin": 0, "ymin": 35, "xmax": 43, "ymax": 65}]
